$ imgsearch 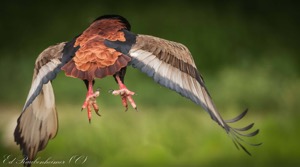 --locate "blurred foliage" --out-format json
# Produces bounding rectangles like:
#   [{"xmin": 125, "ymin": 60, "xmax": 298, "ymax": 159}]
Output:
[{"xmin": 0, "ymin": 0, "xmax": 300, "ymax": 167}]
